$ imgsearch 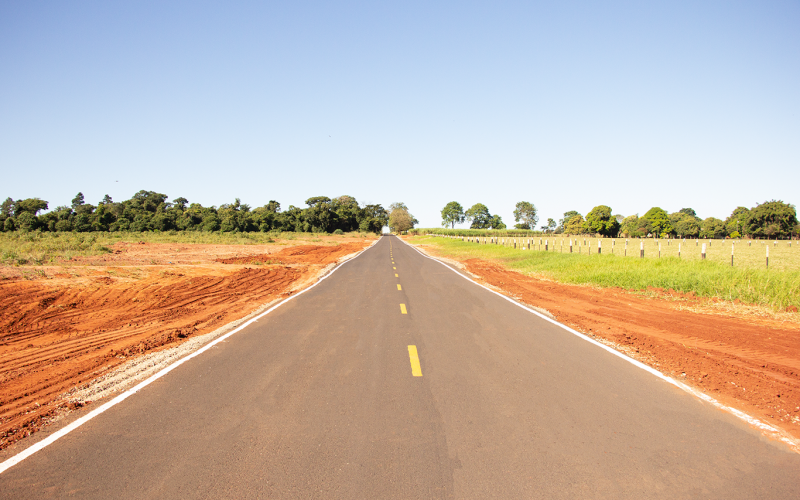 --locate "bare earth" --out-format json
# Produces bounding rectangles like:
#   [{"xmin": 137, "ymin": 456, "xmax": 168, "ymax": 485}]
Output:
[
  {"xmin": 410, "ymin": 241, "xmax": 800, "ymax": 442},
  {"xmin": 0, "ymin": 237, "xmax": 373, "ymax": 449}
]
